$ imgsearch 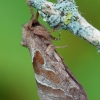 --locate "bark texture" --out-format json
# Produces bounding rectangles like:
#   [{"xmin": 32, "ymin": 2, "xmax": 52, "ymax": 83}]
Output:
[{"xmin": 21, "ymin": 20, "xmax": 87, "ymax": 100}]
